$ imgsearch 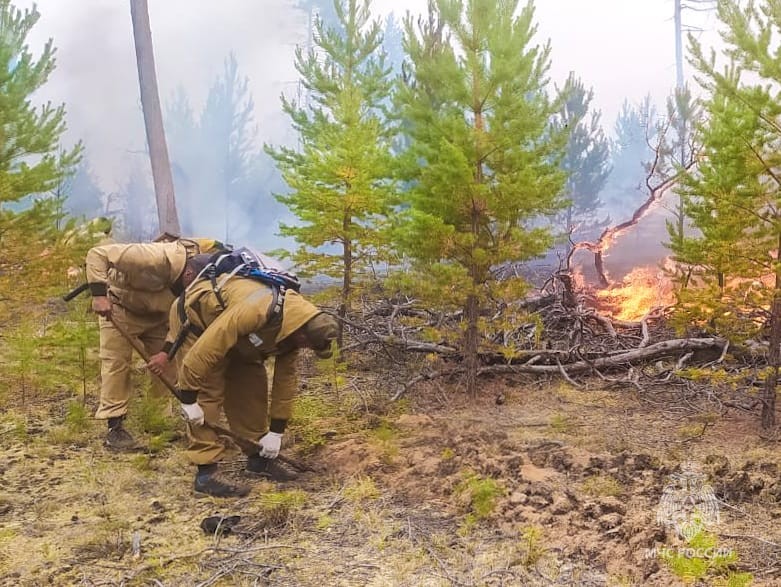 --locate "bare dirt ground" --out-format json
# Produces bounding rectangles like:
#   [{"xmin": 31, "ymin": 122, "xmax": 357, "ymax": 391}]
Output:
[{"xmin": 1, "ymin": 363, "xmax": 781, "ymax": 586}]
